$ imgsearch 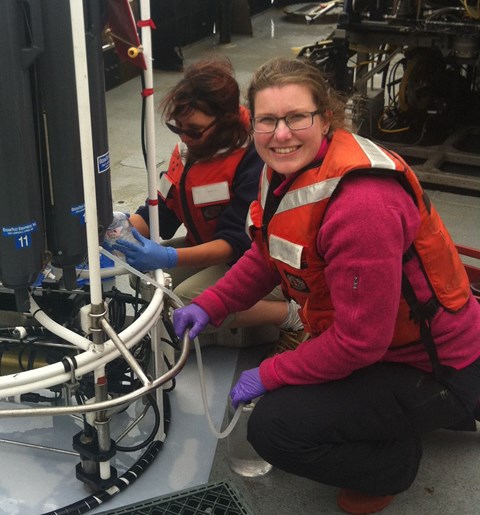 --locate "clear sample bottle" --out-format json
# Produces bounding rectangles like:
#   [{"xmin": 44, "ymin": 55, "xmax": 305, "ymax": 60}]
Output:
[
  {"xmin": 104, "ymin": 212, "xmax": 137, "ymax": 259},
  {"xmin": 227, "ymin": 400, "xmax": 273, "ymax": 477}
]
